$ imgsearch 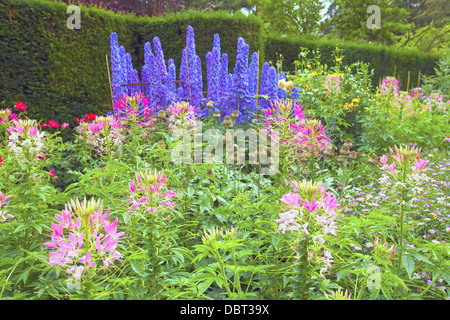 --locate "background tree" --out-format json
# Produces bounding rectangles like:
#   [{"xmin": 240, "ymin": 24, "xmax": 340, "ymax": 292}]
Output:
[
  {"xmin": 247, "ymin": 0, "xmax": 324, "ymax": 37},
  {"xmin": 323, "ymin": 0, "xmax": 414, "ymax": 45}
]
